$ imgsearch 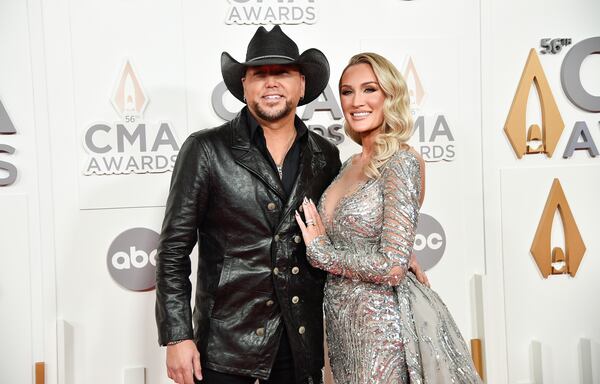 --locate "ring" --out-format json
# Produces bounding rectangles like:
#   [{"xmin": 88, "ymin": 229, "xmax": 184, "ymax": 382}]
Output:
[
  {"xmin": 306, "ymin": 219, "xmax": 315, "ymax": 226},
  {"xmin": 309, "ymin": 222, "xmax": 317, "ymax": 226}
]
